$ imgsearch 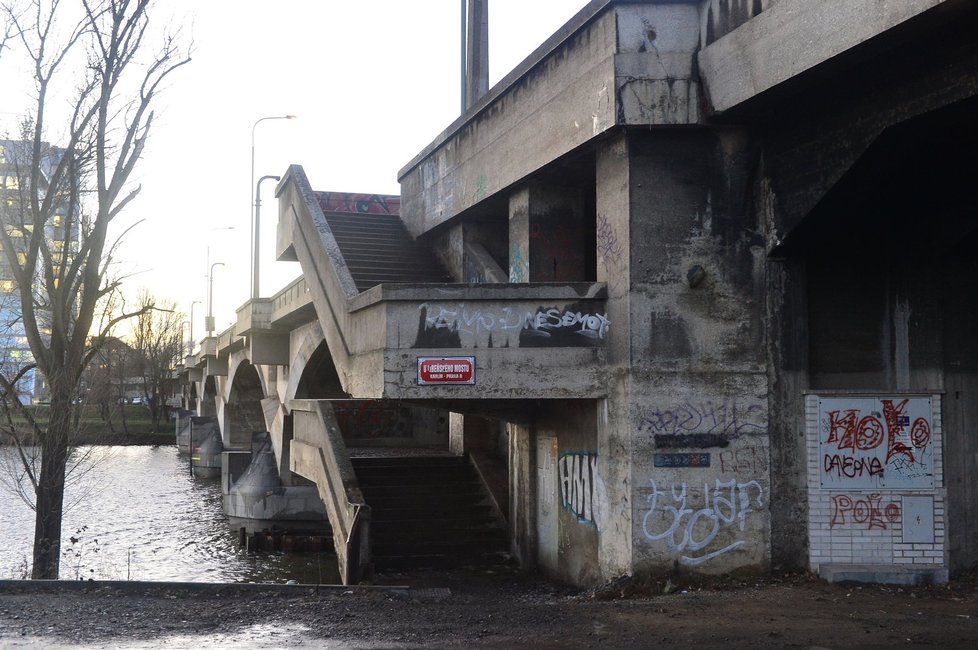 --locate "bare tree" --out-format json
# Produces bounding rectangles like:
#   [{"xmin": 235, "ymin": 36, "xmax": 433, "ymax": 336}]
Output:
[
  {"xmin": 131, "ymin": 290, "xmax": 182, "ymax": 432},
  {"xmin": 0, "ymin": 0, "xmax": 189, "ymax": 579}
]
